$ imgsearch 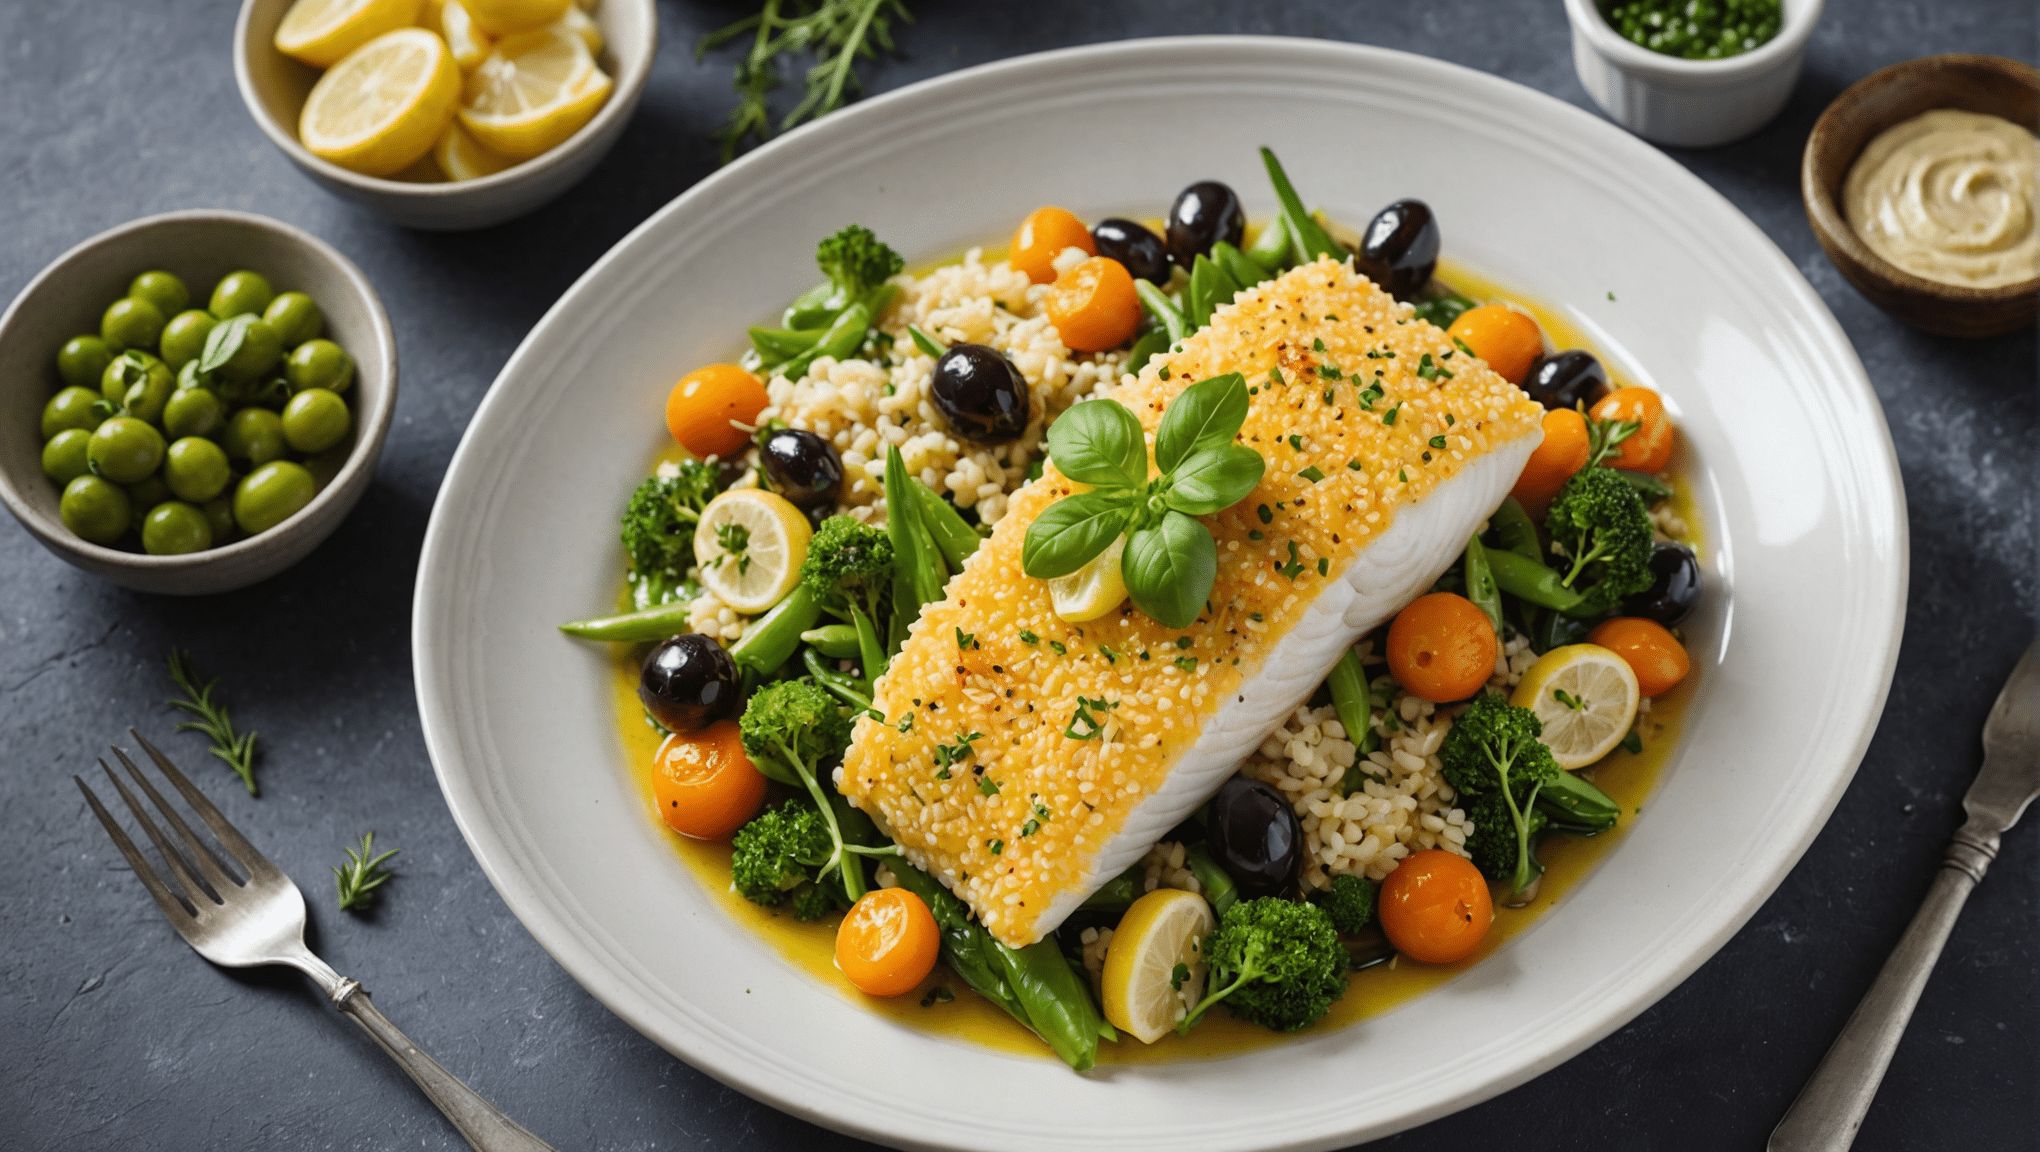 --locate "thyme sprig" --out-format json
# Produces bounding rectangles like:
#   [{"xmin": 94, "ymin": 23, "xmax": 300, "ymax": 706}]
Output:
[
  {"xmin": 700, "ymin": 0, "xmax": 915, "ymax": 164},
  {"xmin": 334, "ymin": 832, "xmax": 399, "ymax": 912},
  {"xmin": 165, "ymin": 649, "xmax": 259, "ymax": 795}
]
